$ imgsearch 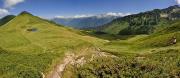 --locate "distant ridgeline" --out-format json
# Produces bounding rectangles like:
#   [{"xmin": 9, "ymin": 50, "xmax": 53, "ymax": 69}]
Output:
[
  {"xmin": 94, "ymin": 5, "xmax": 180, "ymax": 35},
  {"xmin": 0, "ymin": 15, "xmax": 15, "ymax": 26},
  {"xmin": 52, "ymin": 14, "xmax": 121, "ymax": 29}
]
